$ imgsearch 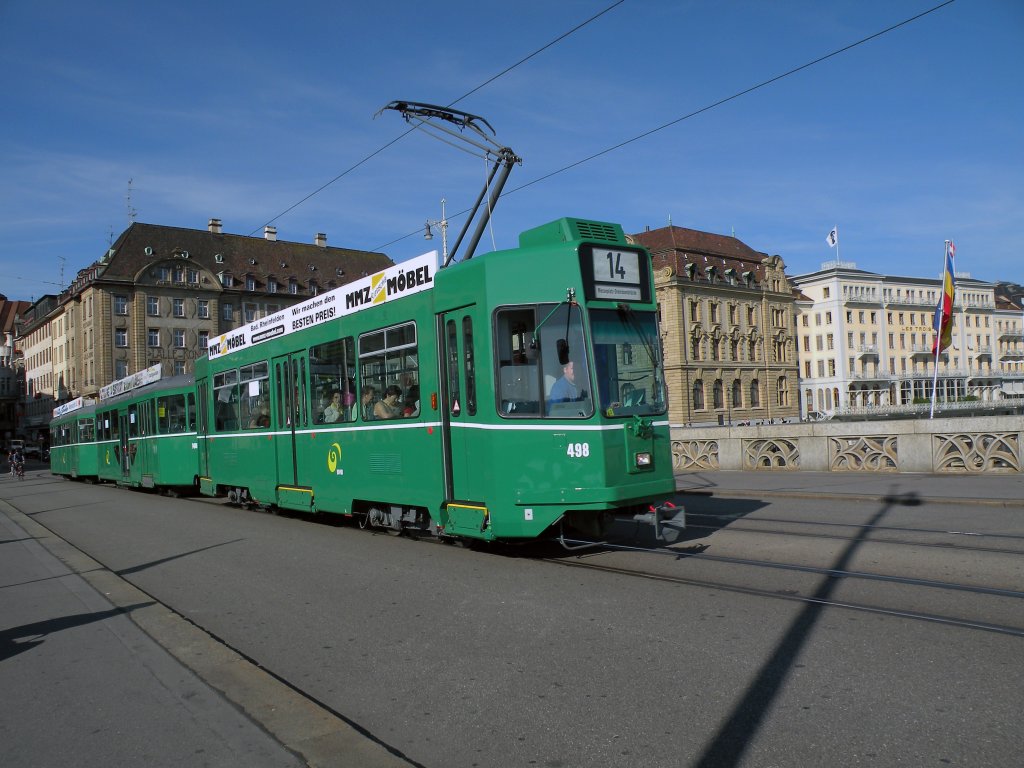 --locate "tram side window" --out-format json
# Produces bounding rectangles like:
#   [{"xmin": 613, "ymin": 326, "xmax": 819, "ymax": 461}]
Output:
[
  {"xmin": 494, "ymin": 304, "xmax": 593, "ymax": 418},
  {"xmin": 239, "ymin": 362, "xmax": 271, "ymax": 429},
  {"xmin": 80, "ymin": 418, "xmax": 94, "ymax": 443},
  {"xmin": 128, "ymin": 405, "xmax": 140, "ymax": 437},
  {"xmin": 359, "ymin": 322, "xmax": 419, "ymax": 420},
  {"xmin": 310, "ymin": 338, "xmax": 356, "ymax": 424},
  {"xmin": 187, "ymin": 393, "xmax": 196, "ymax": 431},
  {"xmin": 213, "ymin": 370, "xmax": 240, "ymax": 431},
  {"xmin": 157, "ymin": 394, "xmax": 187, "ymax": 433}
]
